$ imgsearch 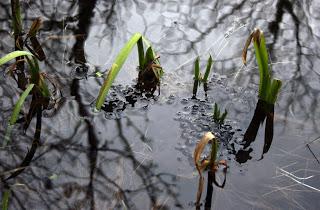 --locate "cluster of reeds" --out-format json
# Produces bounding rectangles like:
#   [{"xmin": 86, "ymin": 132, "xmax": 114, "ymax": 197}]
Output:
[
  {"xmin": 242, "ymin": 28, "xmax": 282, "ymax": 105},
  {"xmin": 193, "ymin": 28, "xmax": 283, "ymax": 206},
  {"xmin": 95, "ymin": 33, "xmax": 163, "ymax": 110},
  {"xmin": 192, "ymin": 55, "xmax": 213, "ymax": 98},
  {"xmin": 233, "ymin": 28, "xmax": 283, "ymax": 163},
  {"xmin": 0, "ymin": 2, "xmax": 57, "ymax": 189},
  {"xmin": 1, "ymin": 17, "xmax": 50, "ymax": 146}
]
